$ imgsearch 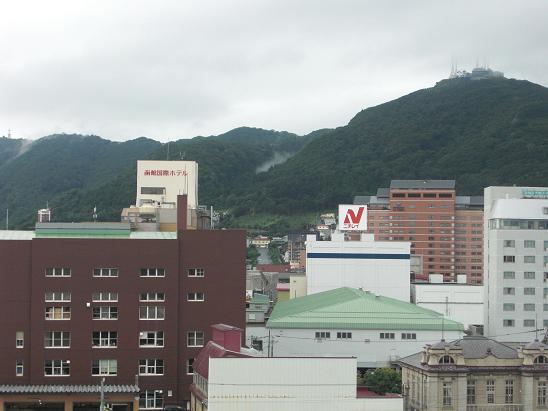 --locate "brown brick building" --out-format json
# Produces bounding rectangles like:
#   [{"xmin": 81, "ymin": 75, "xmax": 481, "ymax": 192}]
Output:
[
  {"xmin": 355, "ymin": 180, "xmax": 484, "ymax": 284},
  {"xmin": 0, "ymin": 196, "xmax": 245, "ymax": 411}
]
